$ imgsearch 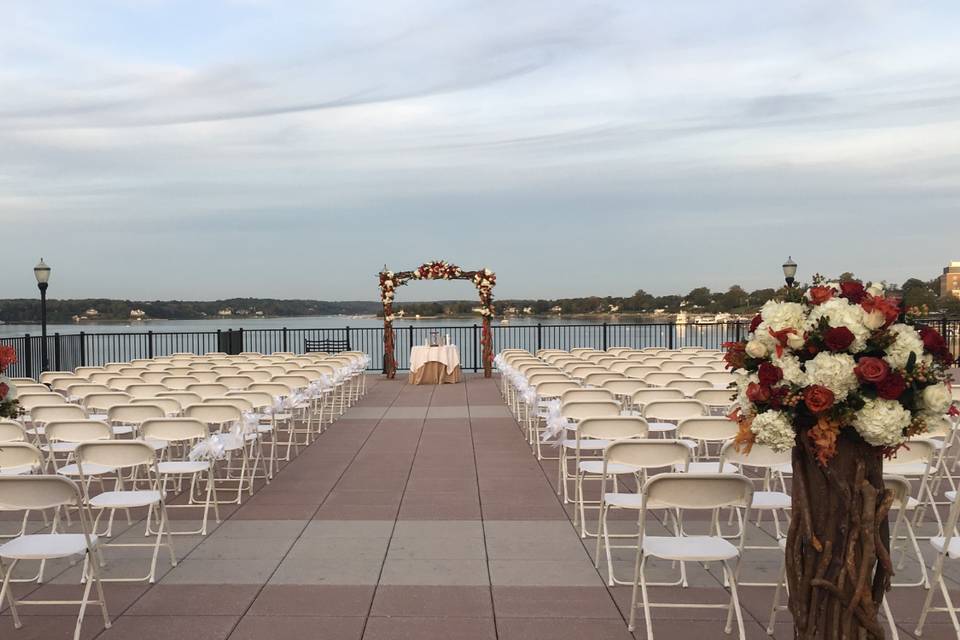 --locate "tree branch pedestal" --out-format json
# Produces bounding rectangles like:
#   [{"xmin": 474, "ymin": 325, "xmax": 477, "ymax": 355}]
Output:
[{"xmin": 786, "ymin": 429, "xmax": 893, "ymax": 639}]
